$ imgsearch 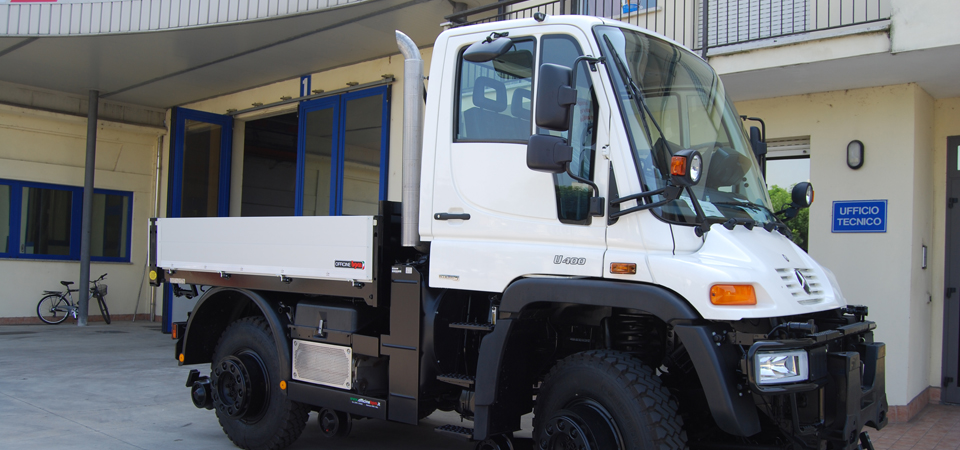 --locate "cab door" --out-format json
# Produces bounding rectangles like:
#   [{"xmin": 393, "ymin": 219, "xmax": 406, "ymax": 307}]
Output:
[{"xmin": 426, "ymin": 27, "xmax": 610, "ymax": 293}]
